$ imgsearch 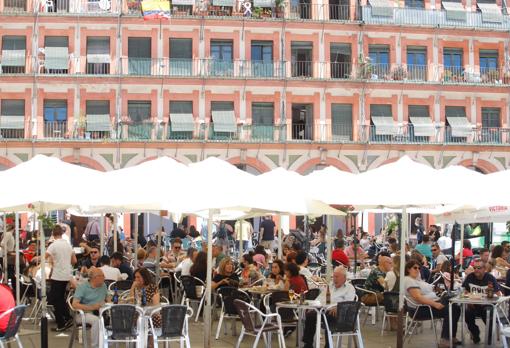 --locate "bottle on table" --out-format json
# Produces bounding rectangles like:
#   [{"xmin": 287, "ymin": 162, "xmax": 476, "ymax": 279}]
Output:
[
  {"xmin": 487, "ymin": 283, "xmax": 494, "ymax": 299},
  {"xmin": 141, "ymin": 288, "xmax": 147, "ymax": 306},
  {"xmin": 326, "ymin": 284, "xmax": 331, "ymax": 304},
  {"xmin": 112, "ymin": 286, "xmax": 119, "ymax": 304}
]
